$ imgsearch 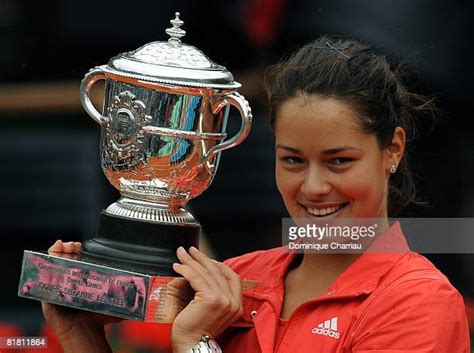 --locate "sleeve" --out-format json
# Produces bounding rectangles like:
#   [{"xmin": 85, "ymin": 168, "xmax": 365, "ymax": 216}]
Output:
[{"xmin": 350, "ymin": 277, "xmax": 471, "ymax": 353}]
